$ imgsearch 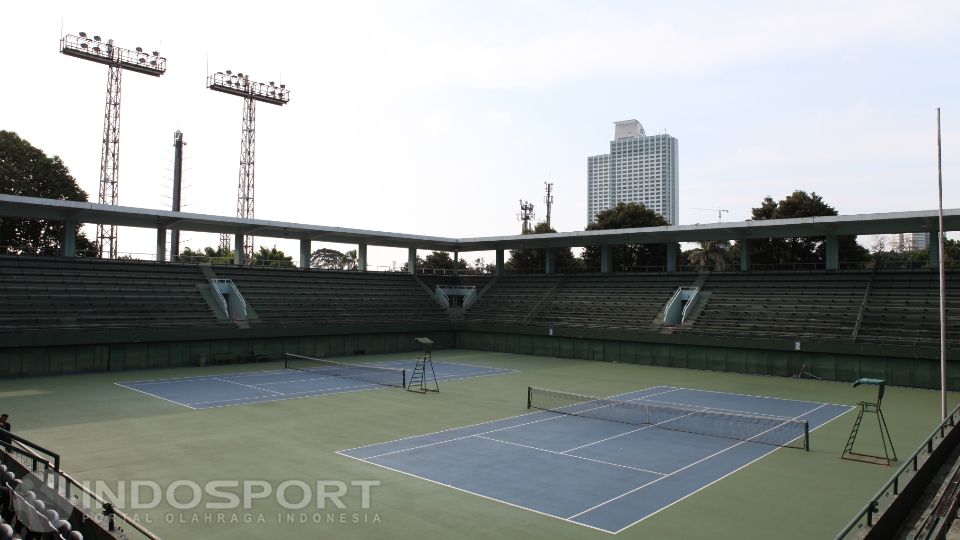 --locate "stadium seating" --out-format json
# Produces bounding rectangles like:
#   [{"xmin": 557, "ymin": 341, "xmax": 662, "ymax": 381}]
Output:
[
  {"xmin": 0, "ymin": 256, "xmax": 221, "ymax": 334},
  {"xmin": 683, "ymin": 271, "xmax": 872, "ymax": 340},
  {"xmin": 0, "ymin": 254, "xmax": 954, "ymax": 348},
  {"xmin": 464, "ymin": 273, "xmax": 693, "ymax": 329},
  {"xmin": 856, "ymin": 270, "xmax": 960, "ymax": 346},
  {"xmin": 213, "ymin": 266, "xmax": 450, "ymax": 327}
]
